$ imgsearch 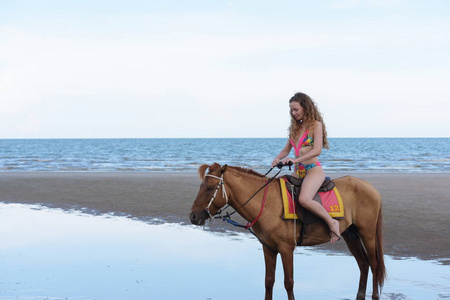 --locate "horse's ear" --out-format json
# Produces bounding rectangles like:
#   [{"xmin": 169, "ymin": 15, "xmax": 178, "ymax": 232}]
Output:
[
  {"xmin": 221, "ymin": 164, "xmax": 228, "ymax": 174},
  {"xmin": 198, "ymin": 164, "xmax": 209, "ymax": 180}
]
